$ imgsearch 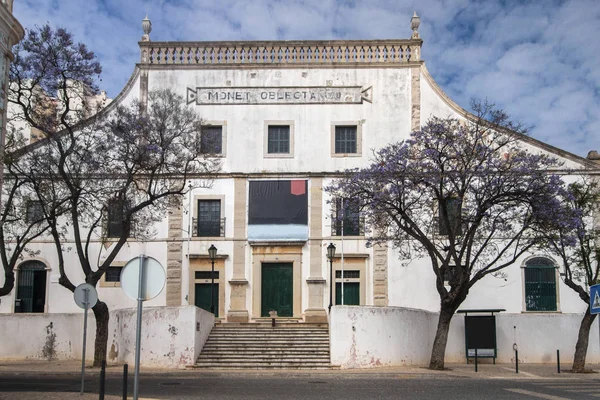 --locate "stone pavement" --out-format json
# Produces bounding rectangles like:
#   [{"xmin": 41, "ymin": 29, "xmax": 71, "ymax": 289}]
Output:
[{"xmin": 0, "ymin": 359, "xmax": 598, "ymax": 400}]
